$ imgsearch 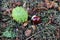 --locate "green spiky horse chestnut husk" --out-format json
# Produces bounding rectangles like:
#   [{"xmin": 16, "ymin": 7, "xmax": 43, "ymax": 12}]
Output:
[{"xmin": 12, "ymin": 6, "xmax": 28, "ymax": 23}]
